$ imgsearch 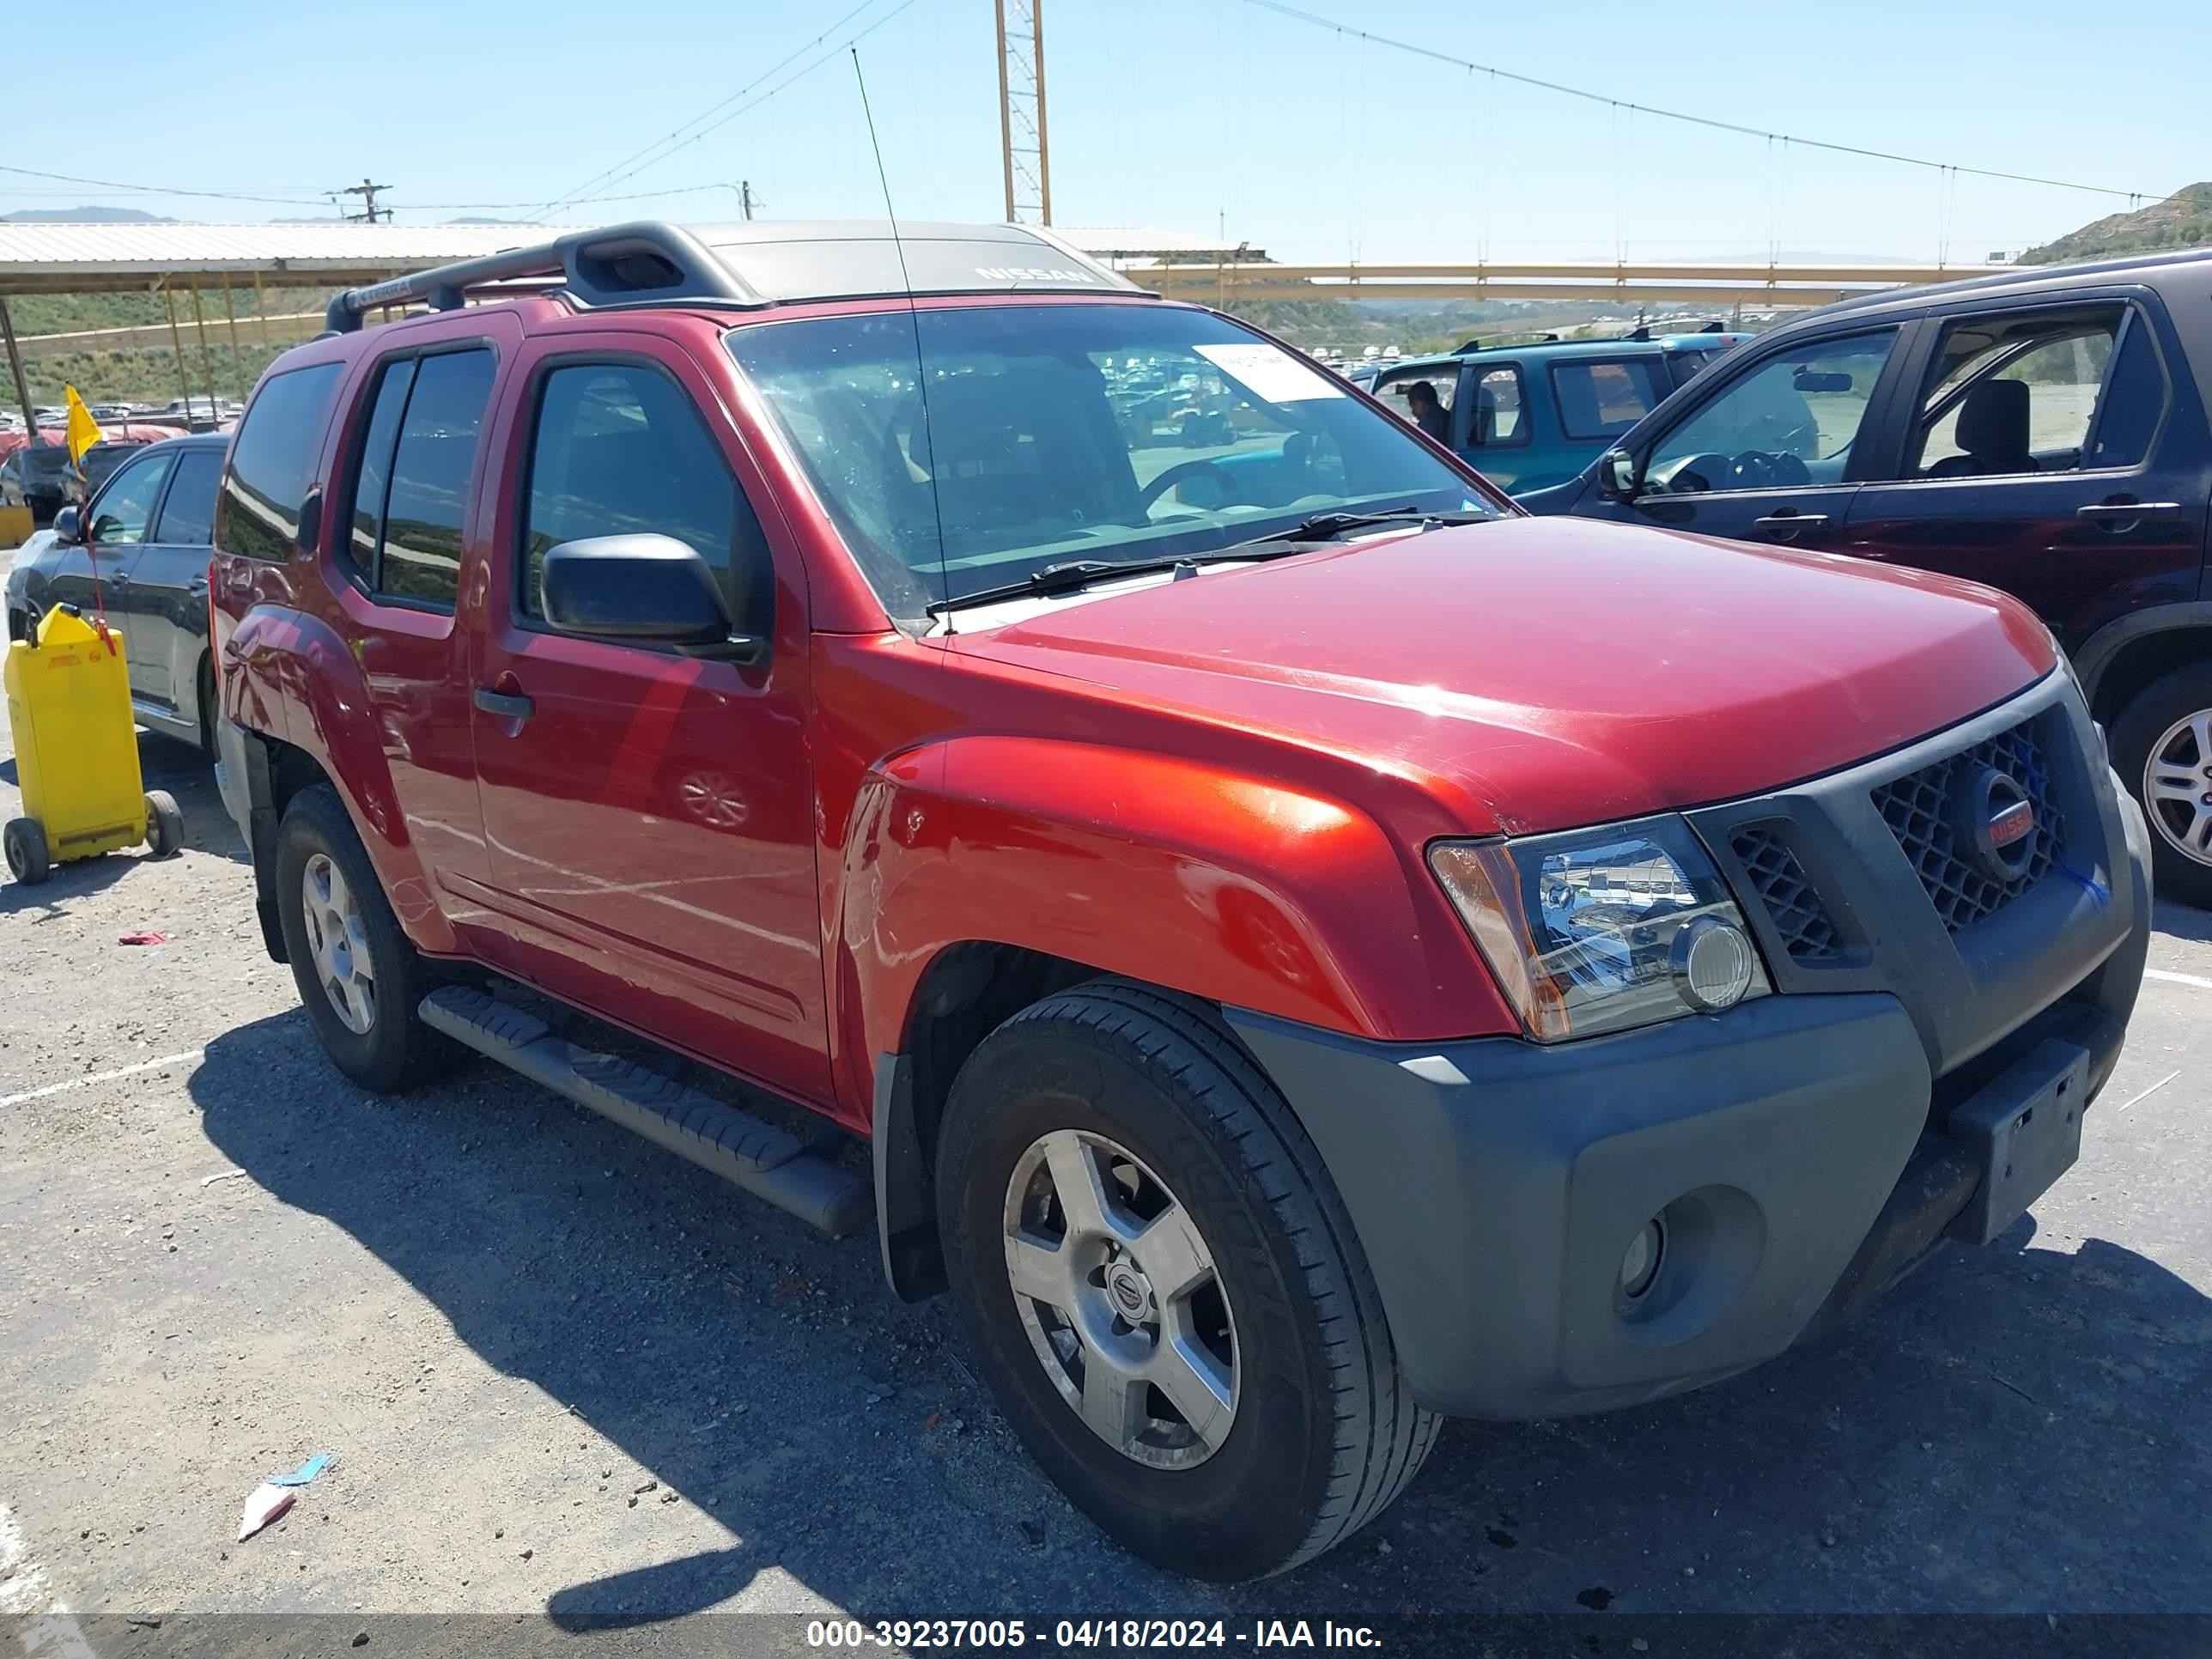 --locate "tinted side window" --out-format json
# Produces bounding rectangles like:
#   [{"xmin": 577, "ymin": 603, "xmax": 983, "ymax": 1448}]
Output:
[
  {"xmin": 1909, "ymin": 307, "xmax": 2133, "ymax": 478},
  {"xmin": 340, "ymin": 358, "xmax": 417, "ymax": 586},
  {"xmin": 216, "ymin": 362, "xmax": 343, "ymax": 562},
  {"xmin": 374, "ymin": 349, "xmax": 495, "ymax": 609},
  {"xmin": 521, "ymin": 362, "xmax": 768, "ymax": 629},
  {"xmin": 88, "ymin": 453, "xmax": 175, "ymax": 546},
  {"xmin": 152, "ymin": 450, "xmax": 224, "ymax": 545},
  {"xmin": 1551, "ymin": 358, "xmax": 1666, "ymax": 441},
  {"xmin": 2087, "ymin": 315, "xmax": 2166, "ymax": 471}
]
